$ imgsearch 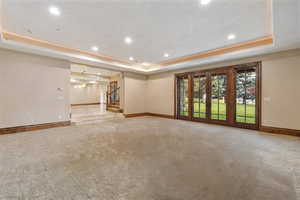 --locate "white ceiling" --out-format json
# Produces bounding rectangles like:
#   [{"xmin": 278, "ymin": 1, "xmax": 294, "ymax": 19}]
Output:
[
  {"xmin": 0, "ymin": 0, "xmax": 299, "ymax": 74},
  {"xmin": 3, "ymin": 0, "xmax": 272, "ymax": 64}
]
